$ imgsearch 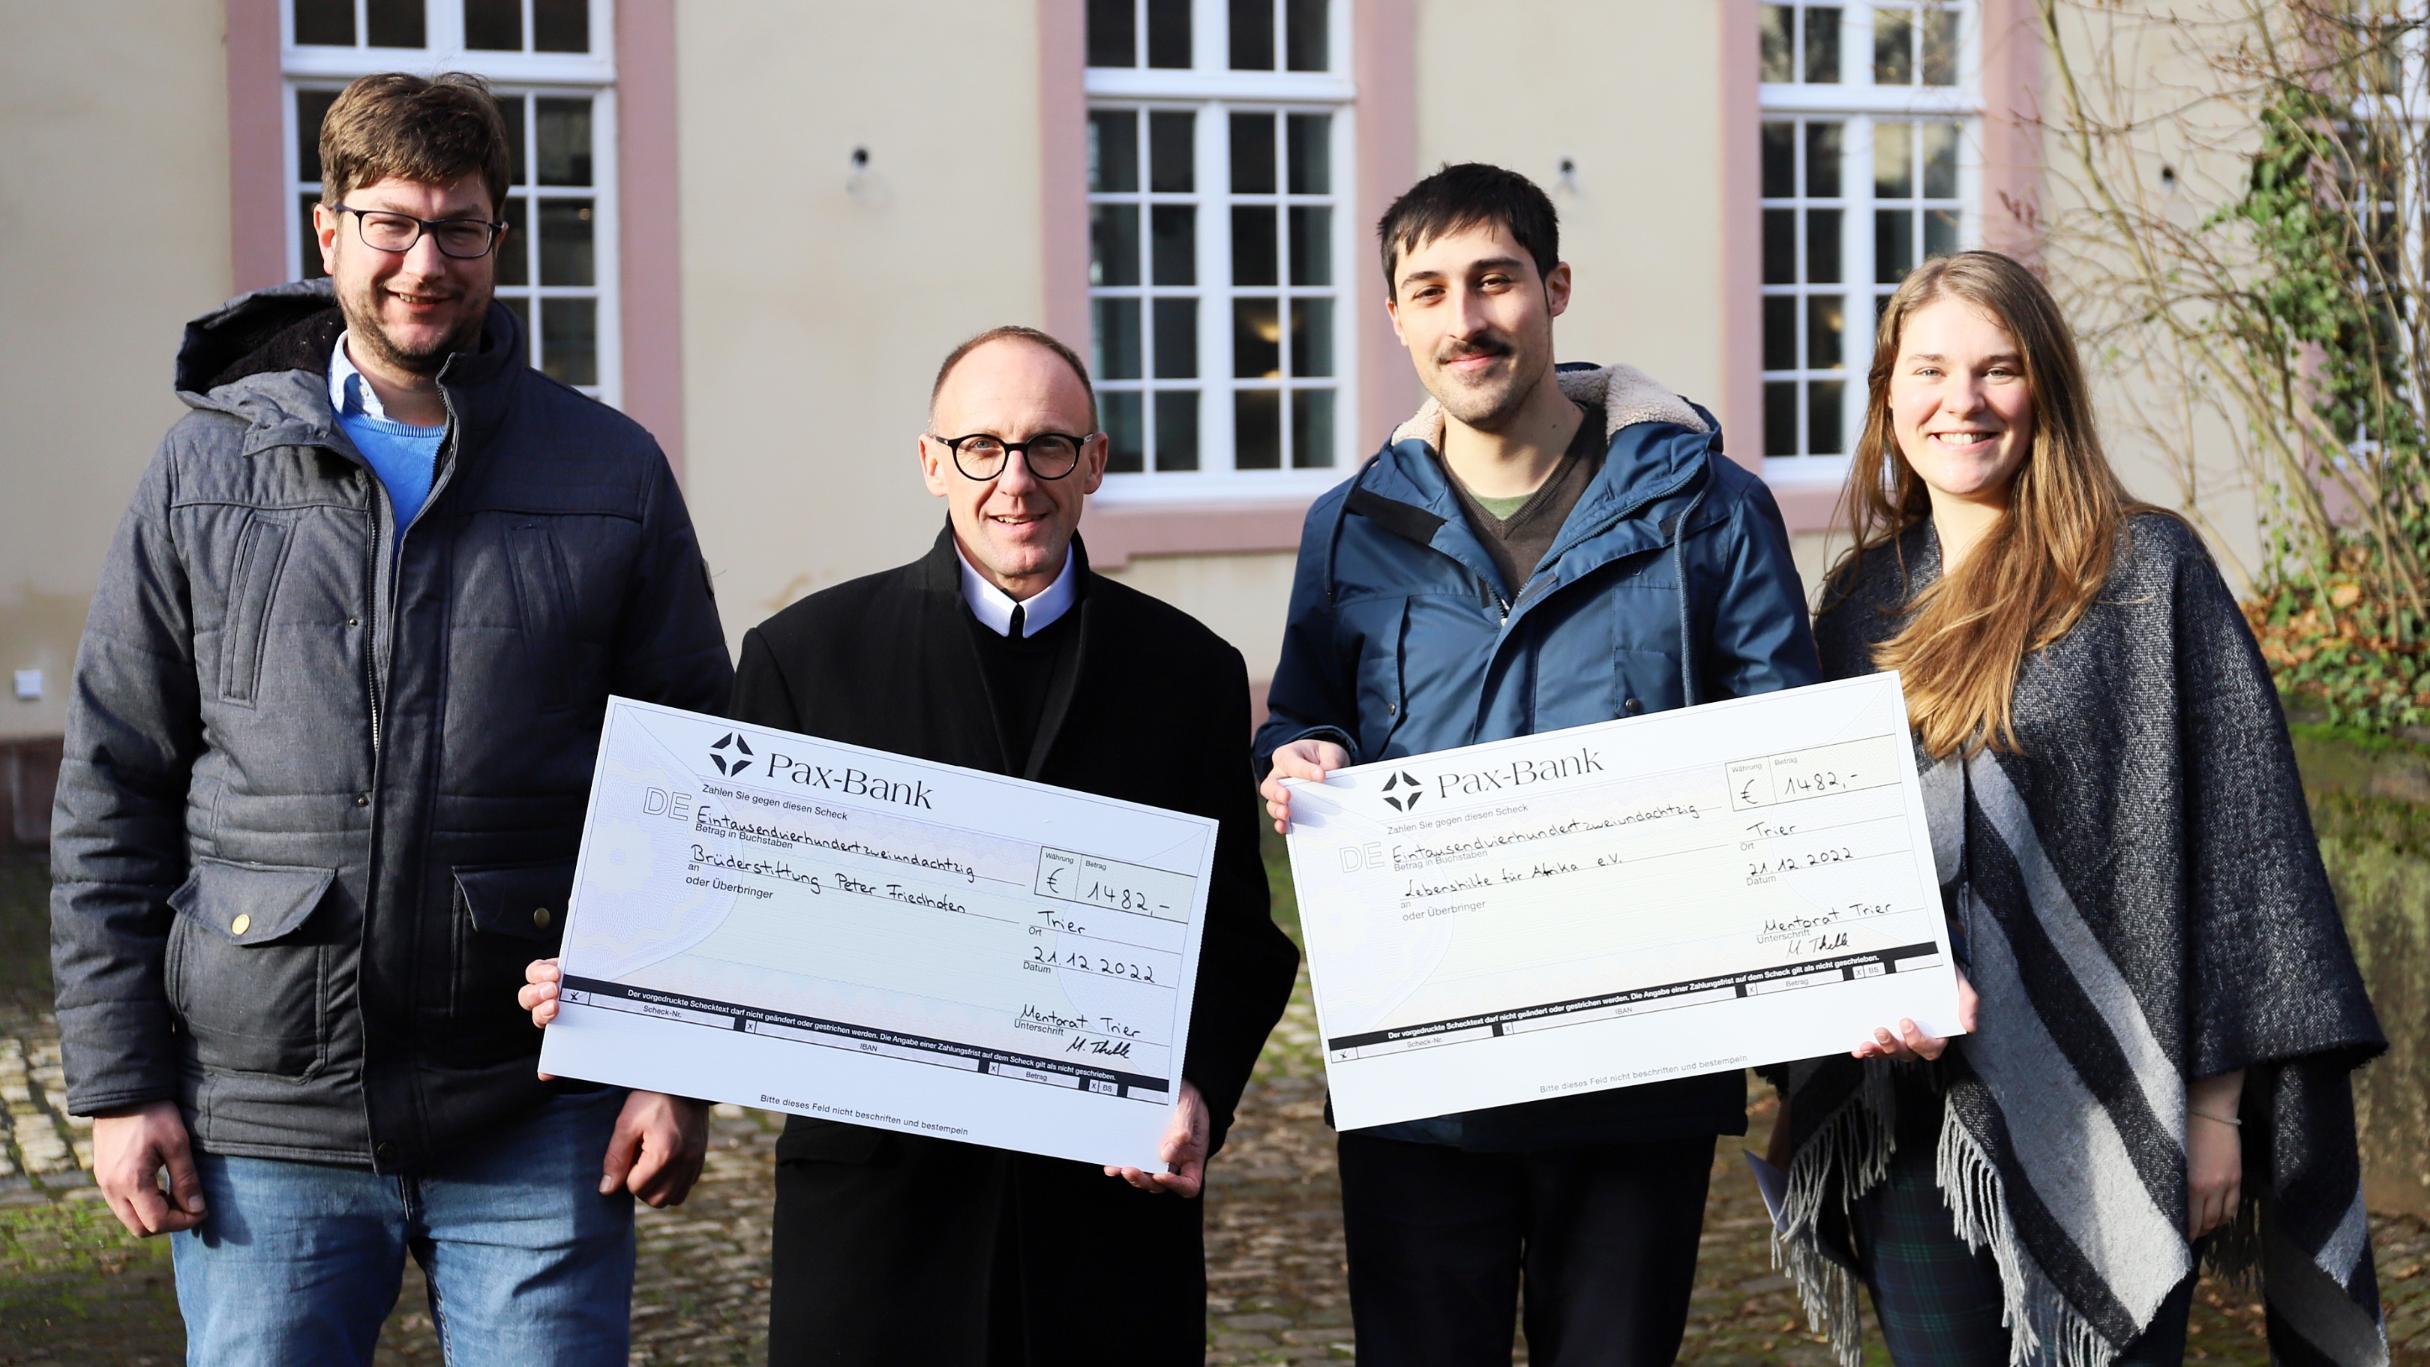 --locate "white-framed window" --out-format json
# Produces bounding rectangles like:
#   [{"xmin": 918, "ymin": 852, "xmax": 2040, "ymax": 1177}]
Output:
[
  {"xmin": 284, "ymin": 0, "xmax": 620, "ymax": 404},
  {"xmin": 1758, "ymin": 1, "xmax": 1982, "ymax": 475},
  {"xmin": 1084, "ymin": 0, "xmax": 1357, "ymax": 496},
  {"xmin": 2341, "ymin": 0, "xmax": 2430, "ymax": 450}
]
